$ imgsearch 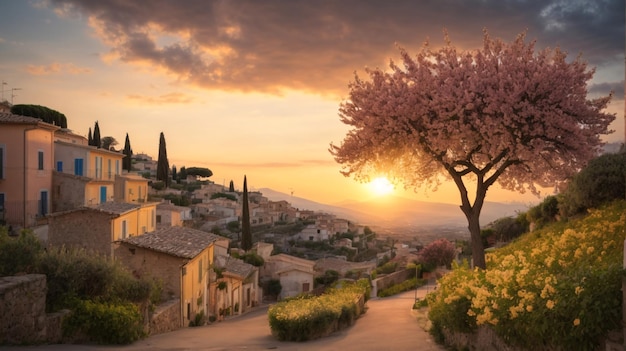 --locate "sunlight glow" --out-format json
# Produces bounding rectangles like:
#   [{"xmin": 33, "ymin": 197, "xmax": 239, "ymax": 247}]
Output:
[{"xmin": 369, "ymin": 177, "xmax": 394, "ymax": 196}]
